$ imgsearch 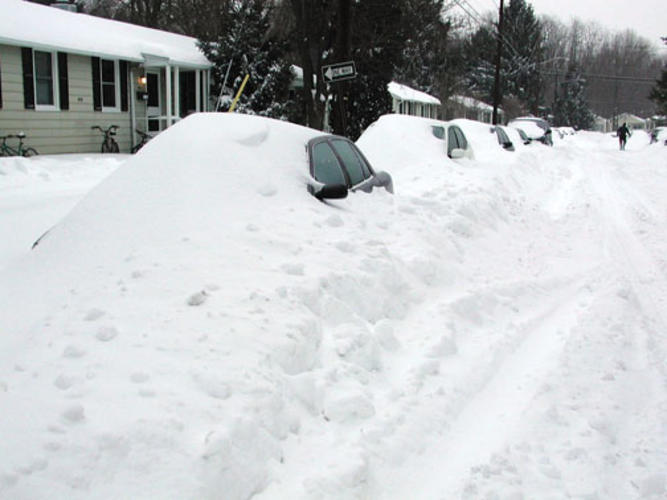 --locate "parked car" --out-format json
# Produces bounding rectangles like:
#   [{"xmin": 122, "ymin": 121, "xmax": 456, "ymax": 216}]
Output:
[
  {"xmin": 31, "ymin": 113, "xmax": 394, "ymax": 249},
  {"xmin": 508, "ymin": 117, "xmax": 553, "ymax": 146},
  {"xmin": 356, "ymin": 114, "xmax": 474, "ymax": 173},
  {"xmin": 511, "ymin": 127, "xmax": 532, "ymax": 145},
  {"xmin": 430, "ymin": 121, "xmax": 474, "ymax": 159},
  {"xmin": 306, "ymin": 134, "xmax": 393, "ymax": 200},
  {"xmin": 493, "ymin": 125, "xmax": 515, "ymax": 151}
]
